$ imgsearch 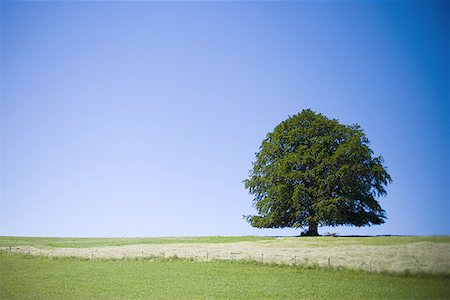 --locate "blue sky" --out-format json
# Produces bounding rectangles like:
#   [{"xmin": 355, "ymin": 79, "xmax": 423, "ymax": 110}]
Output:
[{"xmin": 1, "ymin": 1, "xmax": 448, "ymax": 237}]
